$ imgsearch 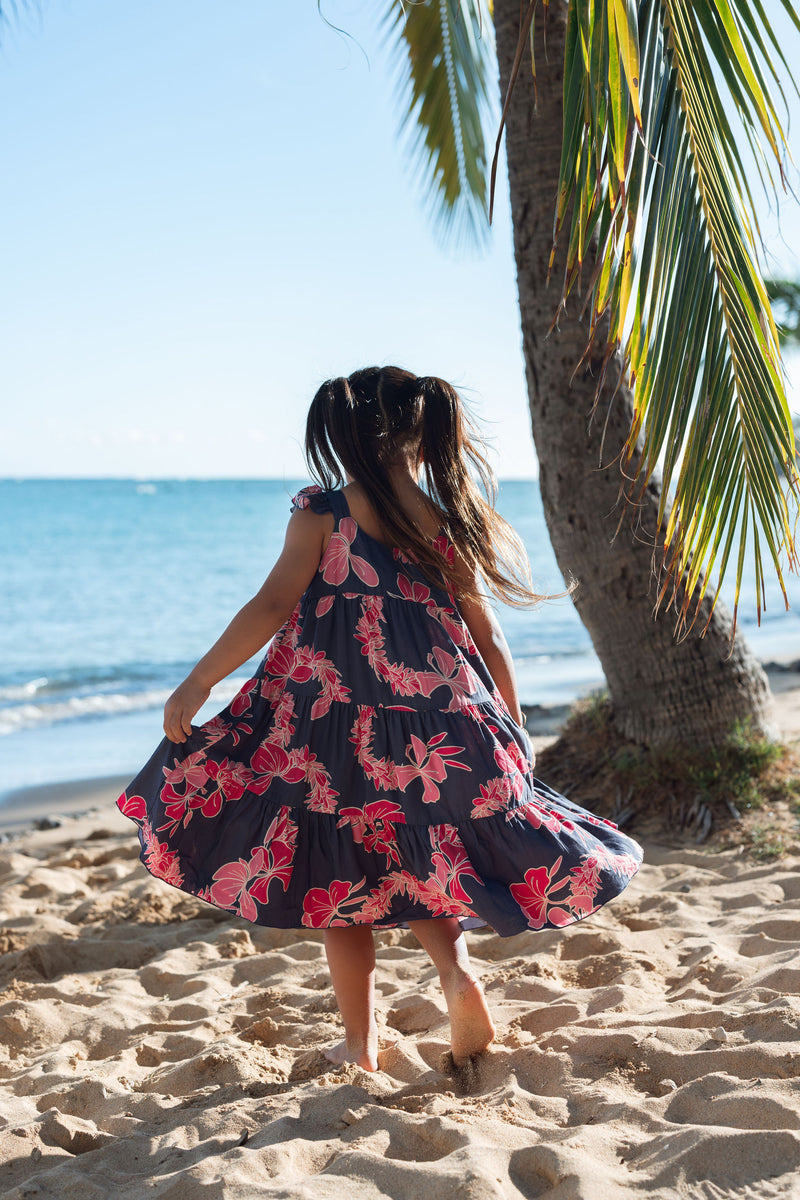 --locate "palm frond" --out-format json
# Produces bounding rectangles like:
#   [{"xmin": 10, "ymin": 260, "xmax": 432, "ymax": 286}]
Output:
[
  {"xmin": 381, "ymin": 0, "xmax": 496, "ymax": 247},
  {"xmin": 555, "ymin": 0, "xmax": 800, "ymax": 633}
]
